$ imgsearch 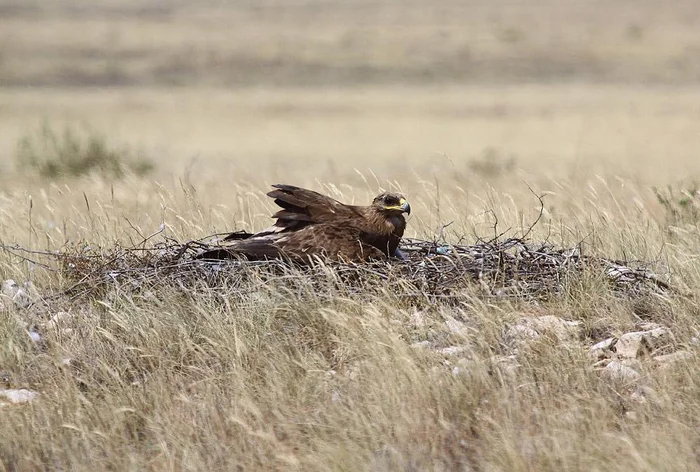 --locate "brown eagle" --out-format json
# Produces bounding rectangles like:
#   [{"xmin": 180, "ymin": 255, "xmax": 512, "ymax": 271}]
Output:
[{"xmin": 198, "ymin": 184, "xmax": 411, "ymax": 263}]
